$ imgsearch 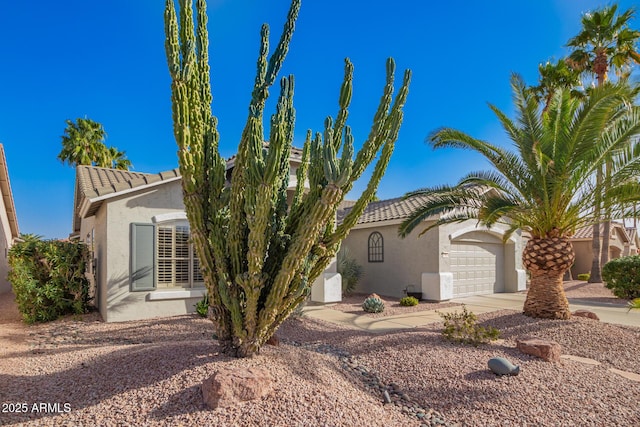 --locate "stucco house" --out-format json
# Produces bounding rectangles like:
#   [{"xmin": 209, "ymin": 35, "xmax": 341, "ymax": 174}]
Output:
[
  {"xmin": 72, "ymin": 147, "xmax": 340, "ymax": 322},
  {"xmin": 569, "ymin": 223, "xmax": 639, "ymax": 279},
  {"xmin": 0, "ymin": 144, "xmax": 19, "ymax": 294},
  {"xmin": 339, "ymin": 195, "xmax": 527, "ymax": 300}
]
